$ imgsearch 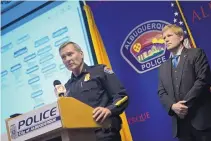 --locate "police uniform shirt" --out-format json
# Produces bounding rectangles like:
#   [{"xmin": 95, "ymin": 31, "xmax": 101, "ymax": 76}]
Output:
[{"xmin": 64, "ymin": 63, "xmax": 129, "ymax": 116}]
